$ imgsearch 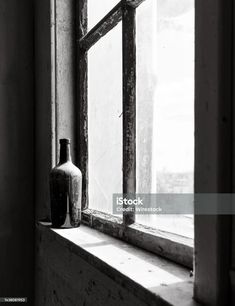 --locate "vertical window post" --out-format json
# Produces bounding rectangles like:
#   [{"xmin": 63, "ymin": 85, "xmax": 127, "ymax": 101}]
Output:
[
  {"xmin": 122, "ymin": 3, "xmax": 136, "ymax": 225},
  {"xmin": 77, "ymin": 0, "xmax": 88, "ymax": 210}
]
